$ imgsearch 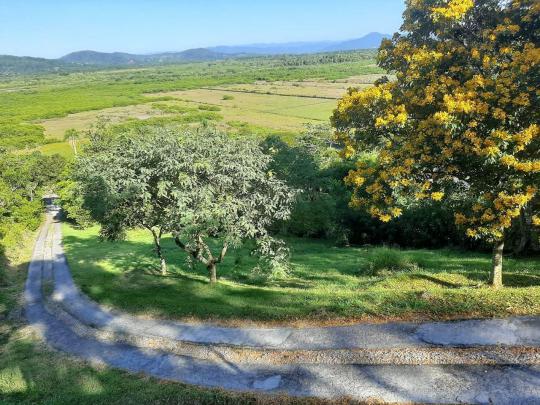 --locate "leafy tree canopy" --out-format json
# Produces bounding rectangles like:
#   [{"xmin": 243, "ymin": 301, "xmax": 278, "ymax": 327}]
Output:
[
  {"xmin": 332, "ymin": 0, "xmax": 539, "ymax": 286},
  {"xmin": 75, "ymin": 126, "xmax": 296, "ymax": 282}
]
